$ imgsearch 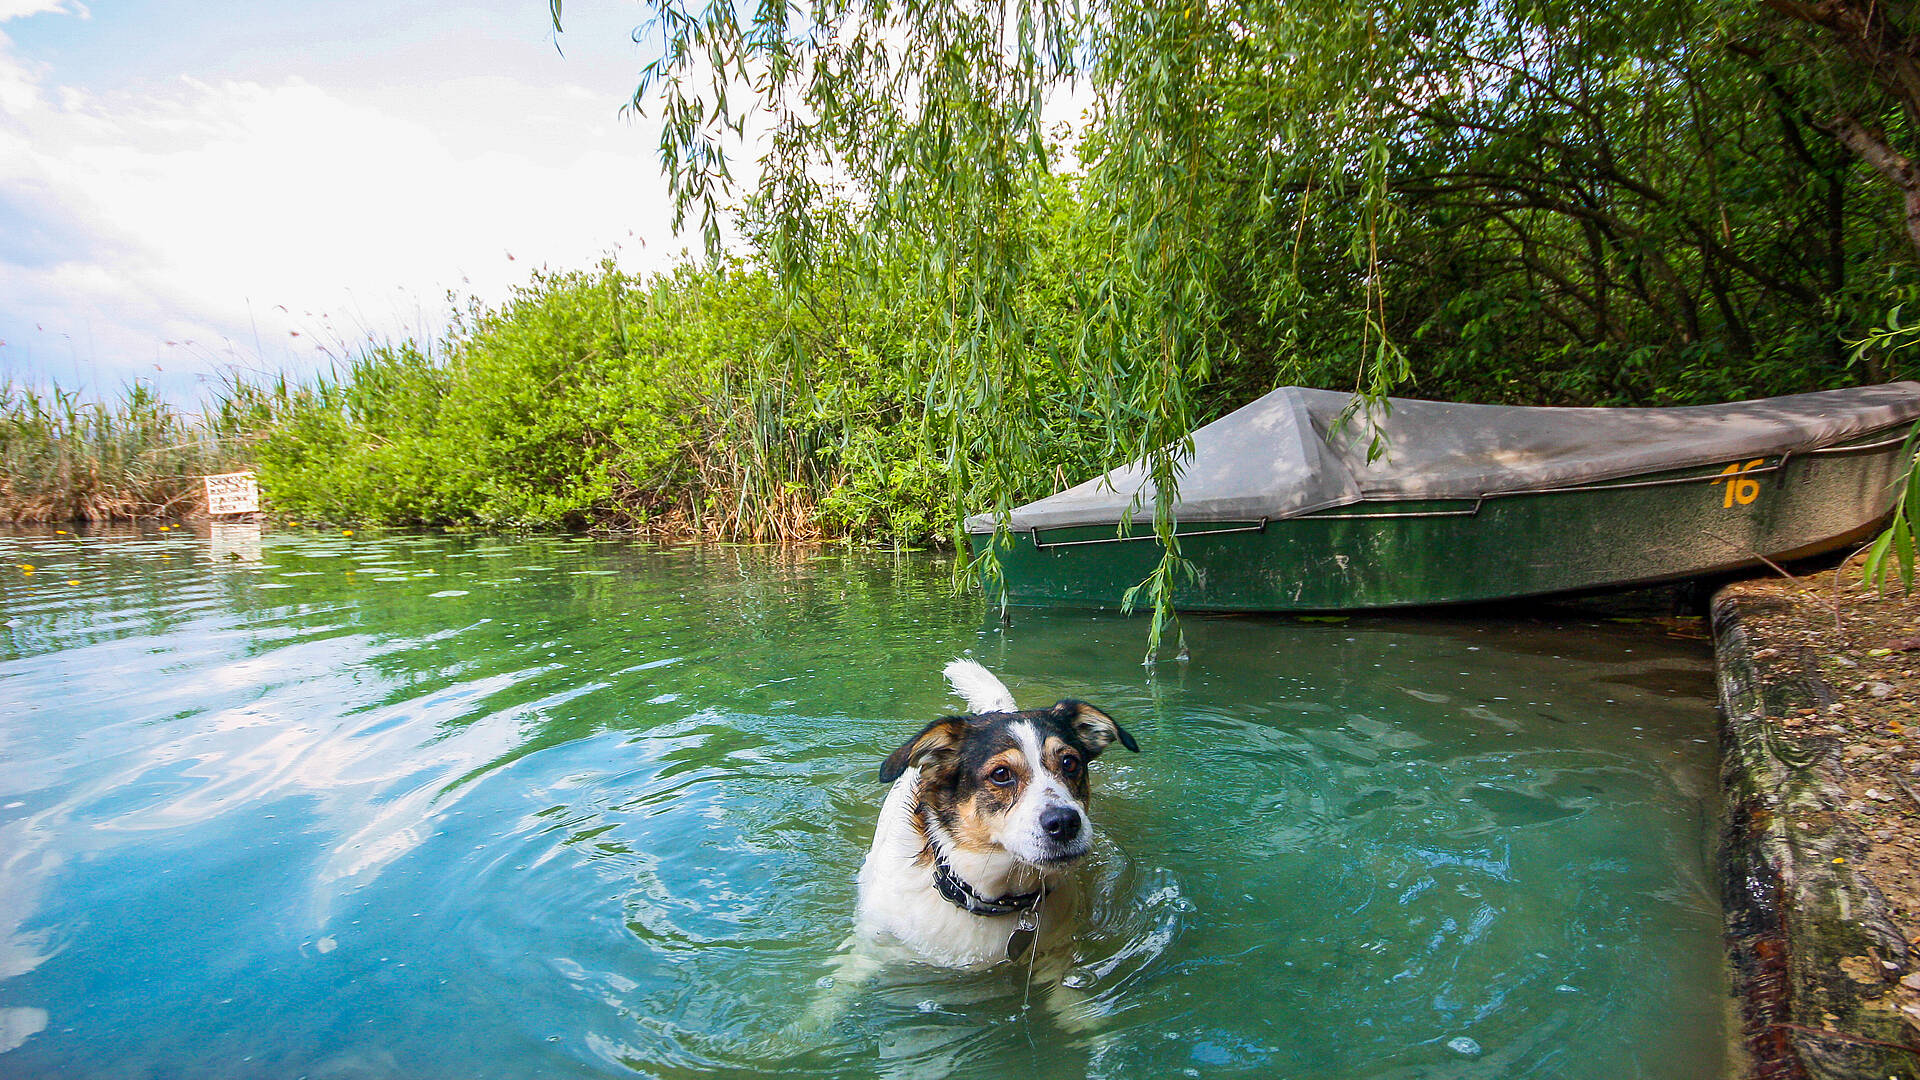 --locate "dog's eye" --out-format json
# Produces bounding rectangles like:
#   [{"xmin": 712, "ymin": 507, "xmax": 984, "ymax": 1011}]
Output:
[
  {"xmin": 1059, "ymin": 754, "xmax": 1082, "ymax": 777},
  {"xmin": 988, "ymin": 765, "xmax": 1016, "ymax": 786}
]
